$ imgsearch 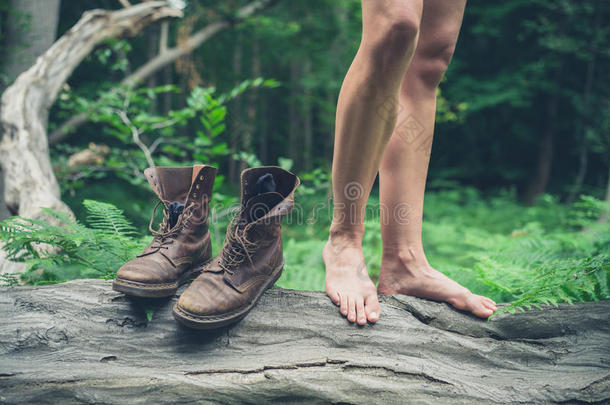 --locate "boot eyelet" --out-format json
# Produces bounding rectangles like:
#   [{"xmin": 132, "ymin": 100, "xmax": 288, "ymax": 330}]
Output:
[
  {"xmin": 199, "ymin": 176, "xmax": 204, "ymax": 181},
  {"xmin": 192, "ymin": 193, "xmax": 197, "ymax": 198},
  {"xmin": 196, "ymin": 184, "xmax": 200, "ymax": 190}
]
